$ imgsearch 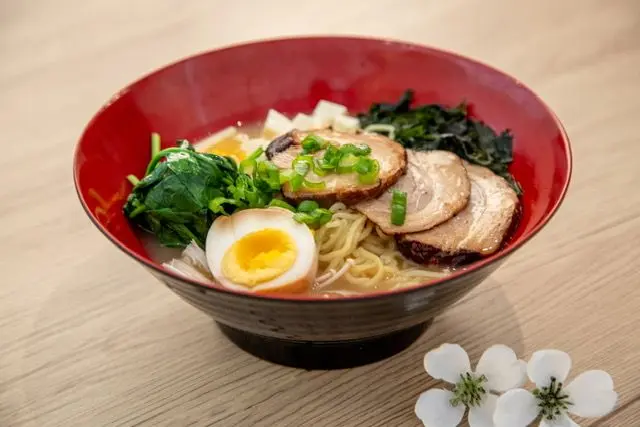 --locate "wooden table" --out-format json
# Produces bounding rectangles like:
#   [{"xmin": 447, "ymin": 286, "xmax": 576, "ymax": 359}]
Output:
[{"xmin": 2, "ymin": 0, "xmax": 639, "ymax": 425}]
